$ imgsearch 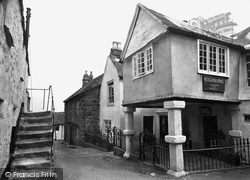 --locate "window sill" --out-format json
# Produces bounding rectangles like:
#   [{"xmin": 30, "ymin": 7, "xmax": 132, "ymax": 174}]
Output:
[
  {"xmin": 107, "ymin": 103, "xmax": 114, "ymax": 107},
  {"xmin": 198, "ymin": 71, "xmax": 229, "ymax": 78},
  {"xmin": 133, "ymin": 71, "xmax": 154, "ymax": 80}
]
